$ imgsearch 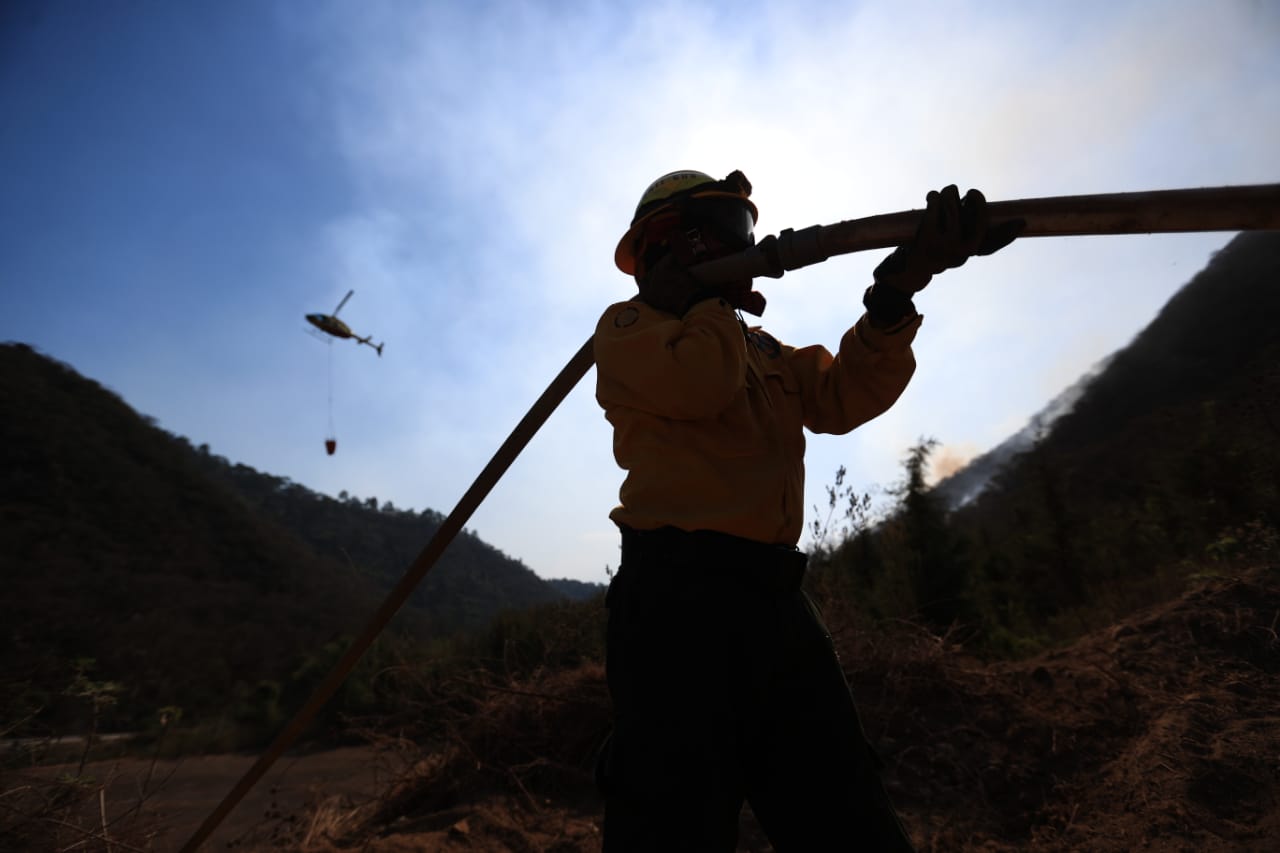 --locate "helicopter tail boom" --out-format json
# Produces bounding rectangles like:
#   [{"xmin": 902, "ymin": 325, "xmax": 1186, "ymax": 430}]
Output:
[{"xmin": 354, "ymin": 334, "xmax": 384, "ymax": 356}]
